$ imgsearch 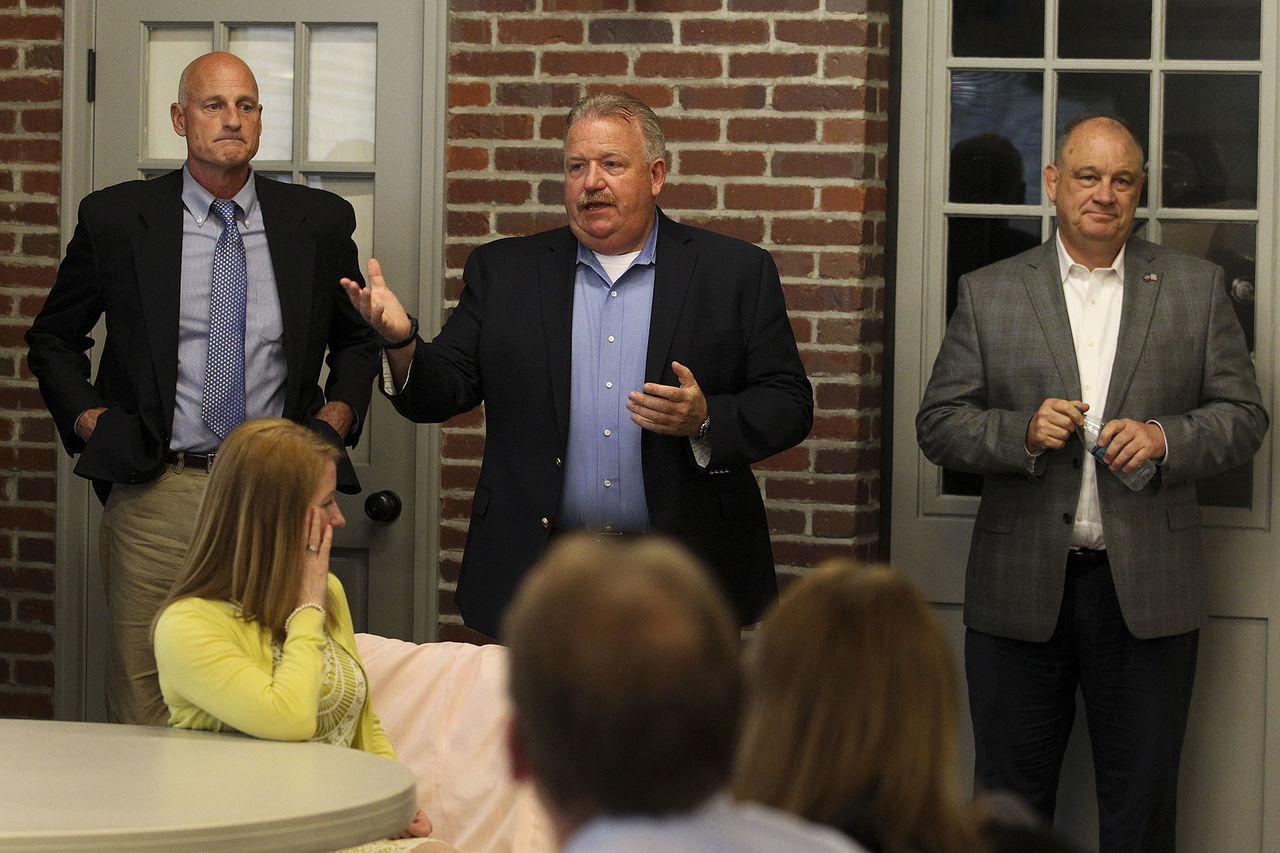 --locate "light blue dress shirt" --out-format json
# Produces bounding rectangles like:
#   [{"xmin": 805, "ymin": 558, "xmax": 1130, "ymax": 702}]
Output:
[
  {"xmin": 553, "ymin": 221, "xmax": 659, "ymax": 533},
  {"xmin": 170, "ymin": 167, "xmax": 286, "ymax": 453}
]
